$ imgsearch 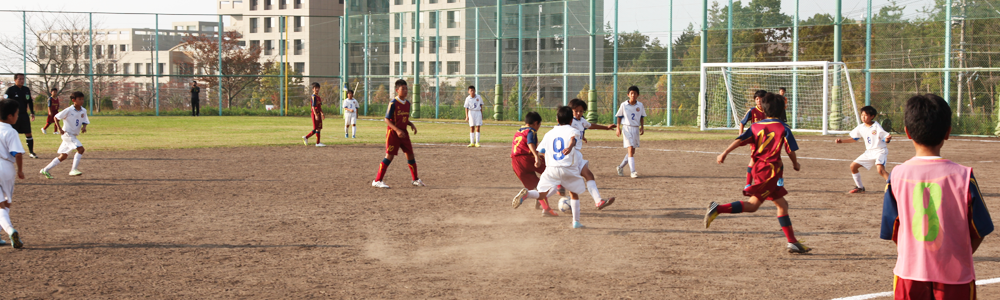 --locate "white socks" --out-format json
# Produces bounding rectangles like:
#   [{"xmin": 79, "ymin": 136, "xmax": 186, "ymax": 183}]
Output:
[
  {"xmin": 43, "ymin": 158, "xmax": 60, "ymax": 172},
  {"xmin": 619, "ymin": 156, "xmax": 628, "ymax": 168},
  {"xmin": 628, "ymin": 157, "xmax": 636, "ymax": 173},
  {"xmin": 586, "ymin": 180, "xmax": 602, "ymax": 204},
  {"xmin": 570, "ymin": 199, "xmax": 580, "ymax": 222},
  {"xmin": 0, "ymin": 207, "xmax": 13, "ymax": 235},
  {"xmin": 852, "ymin": 173, "xmax": 864, "ymax": 189},
  {"xmin": 352, "ymin": 126, "xmax": 356, "ymax": 136},
  {"xmin": 72, "ymin": 153, "xmax": 82, "ymax": 171},
  {"xmin": 470, "ymin": 133, "xmax": 475, "ymax": 143},
  {"xmin": 346, "ymin": 126, "xmax": 349, "ymax": 135},
  {"xmin": 475, "ymin": 132, "xmax": 480, "ymax": 144}
]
